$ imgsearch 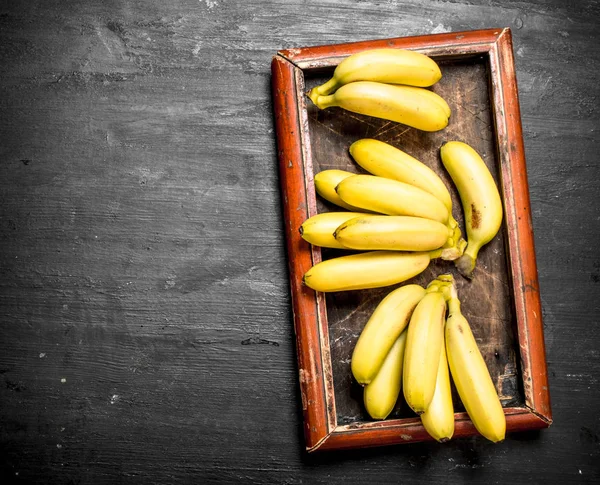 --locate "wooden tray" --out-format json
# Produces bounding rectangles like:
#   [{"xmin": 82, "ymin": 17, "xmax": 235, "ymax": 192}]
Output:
[{"xmin": 271, "ymin": 28, "xmax": 552, "ymax": 452}]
